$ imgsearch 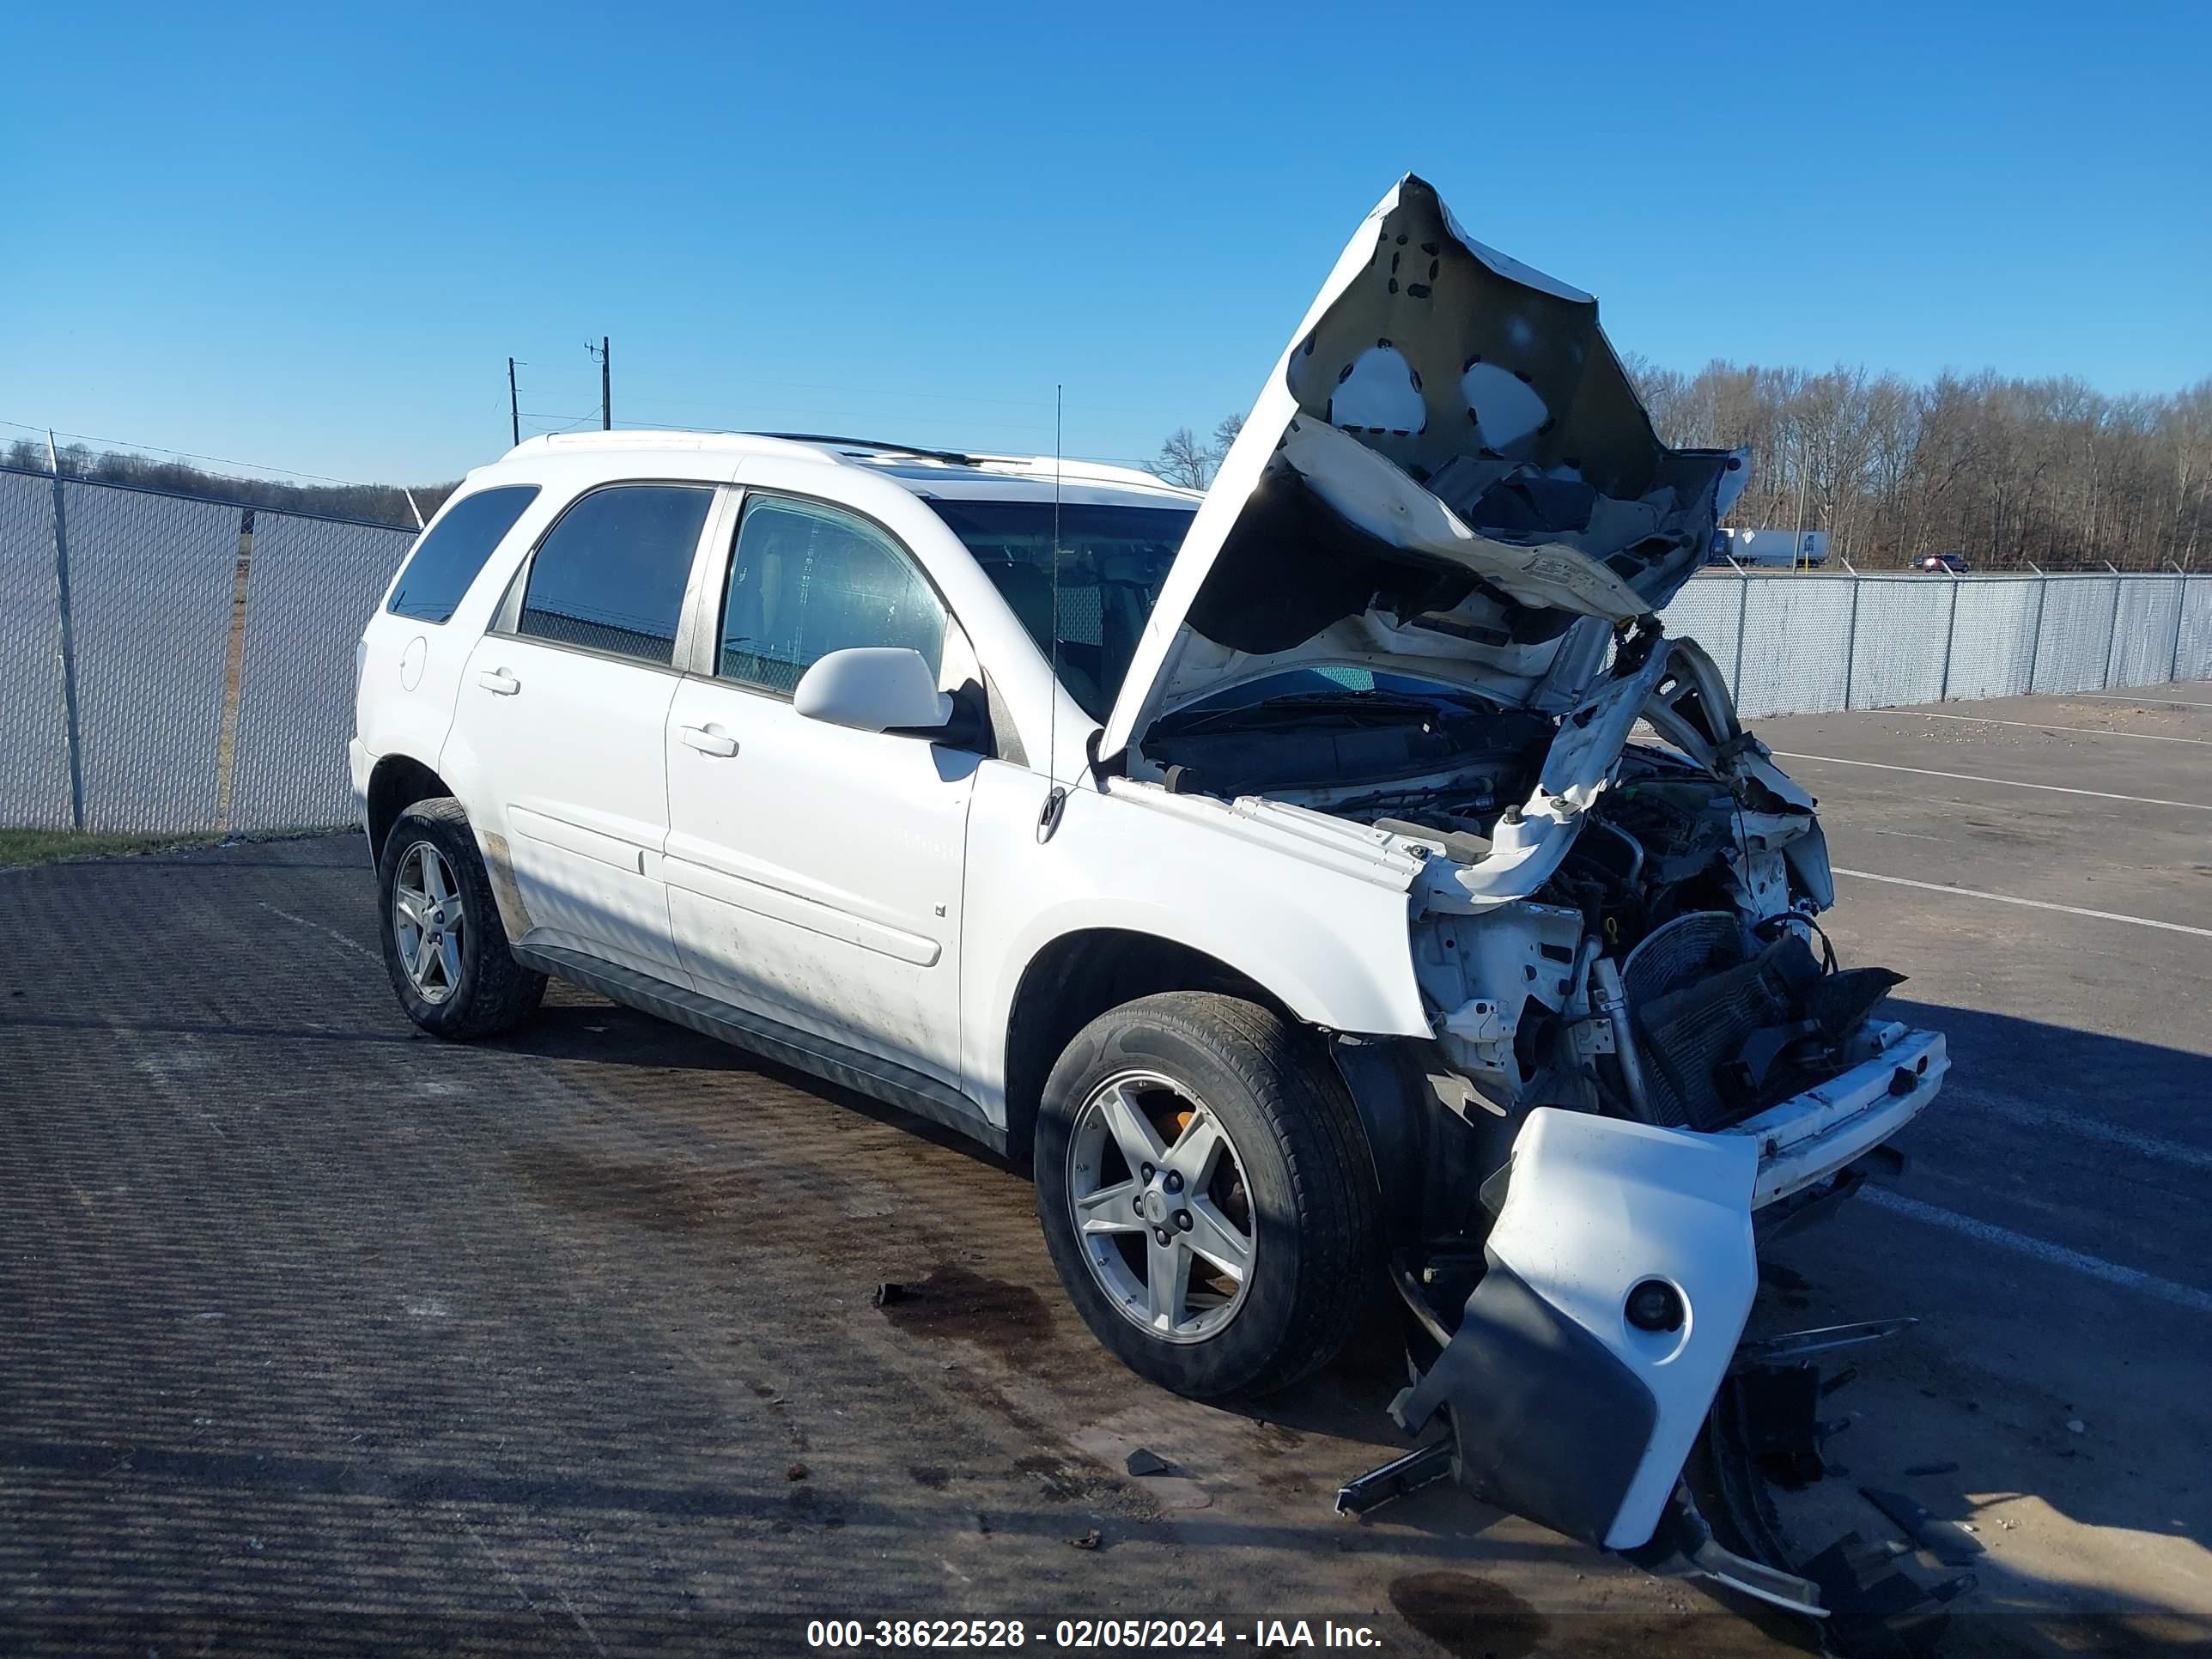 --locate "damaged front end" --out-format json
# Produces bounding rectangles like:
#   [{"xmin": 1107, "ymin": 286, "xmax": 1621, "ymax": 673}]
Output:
[
  {"xmin": 1329, "ymin": 623, "xmax": 1948, "ymax": 1620},
  {"xmin": 1095, "ymin": 174, "xmax": 1951, "ymax": 1625}
]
